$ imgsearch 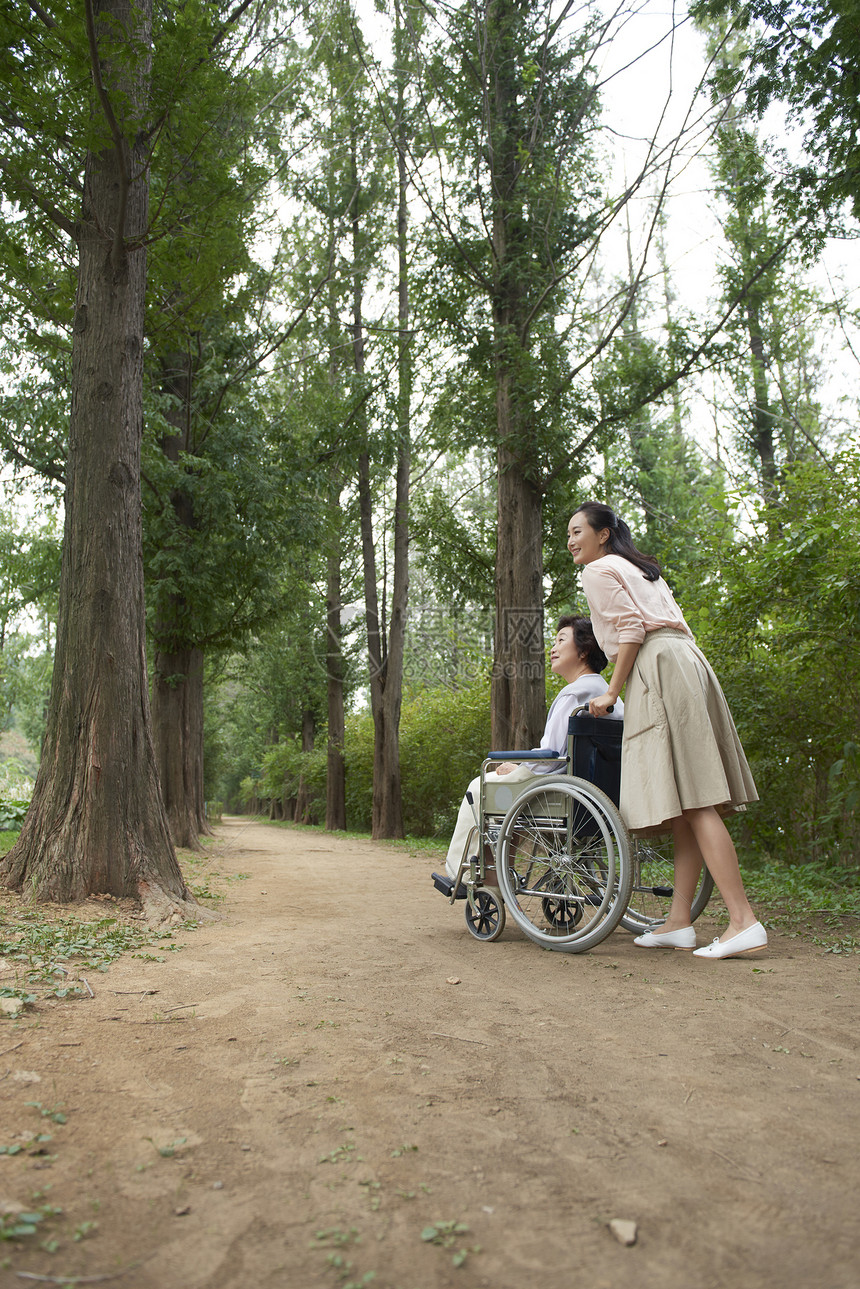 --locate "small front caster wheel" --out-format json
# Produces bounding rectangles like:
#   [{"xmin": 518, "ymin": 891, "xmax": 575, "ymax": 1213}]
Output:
[{"xmin": 464, "ymin": 889, "xmax": 506, "ymax": 941}]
